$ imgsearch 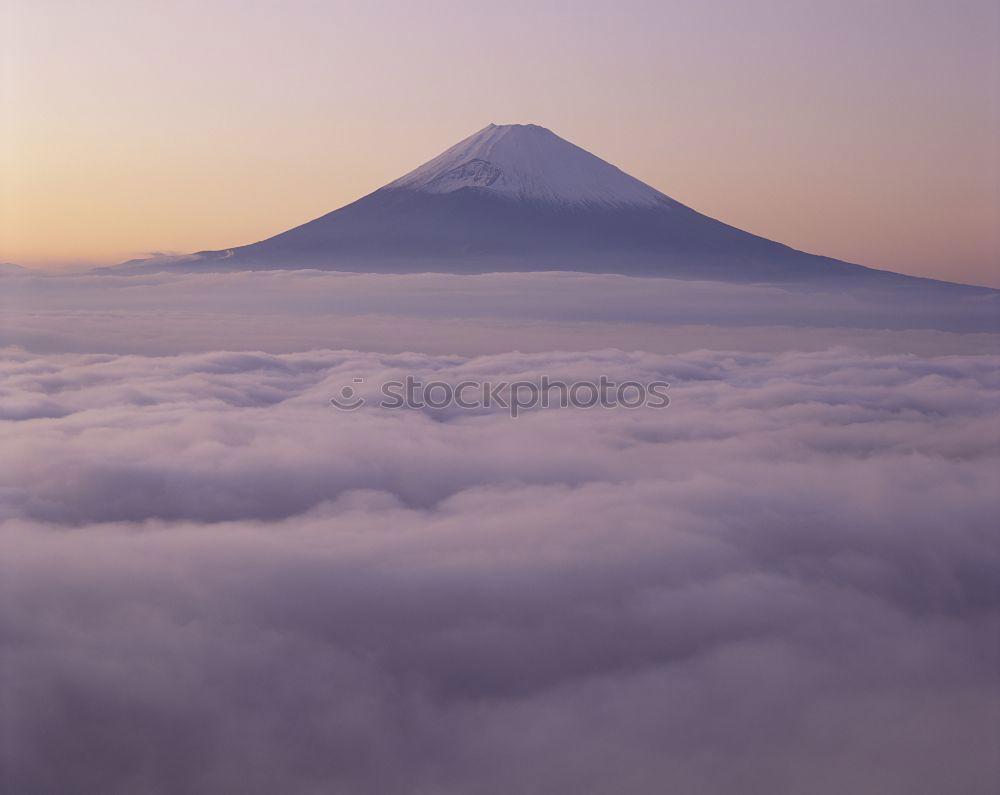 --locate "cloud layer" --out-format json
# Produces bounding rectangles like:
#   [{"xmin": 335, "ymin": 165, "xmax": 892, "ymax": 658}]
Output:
[
  {"xmin": 3, "ymin": 268, "xmax": 998, "ymax": 356},
  {"xmin": 3, "ymin": 345, "xmax": 999, "ymax": 794}
]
